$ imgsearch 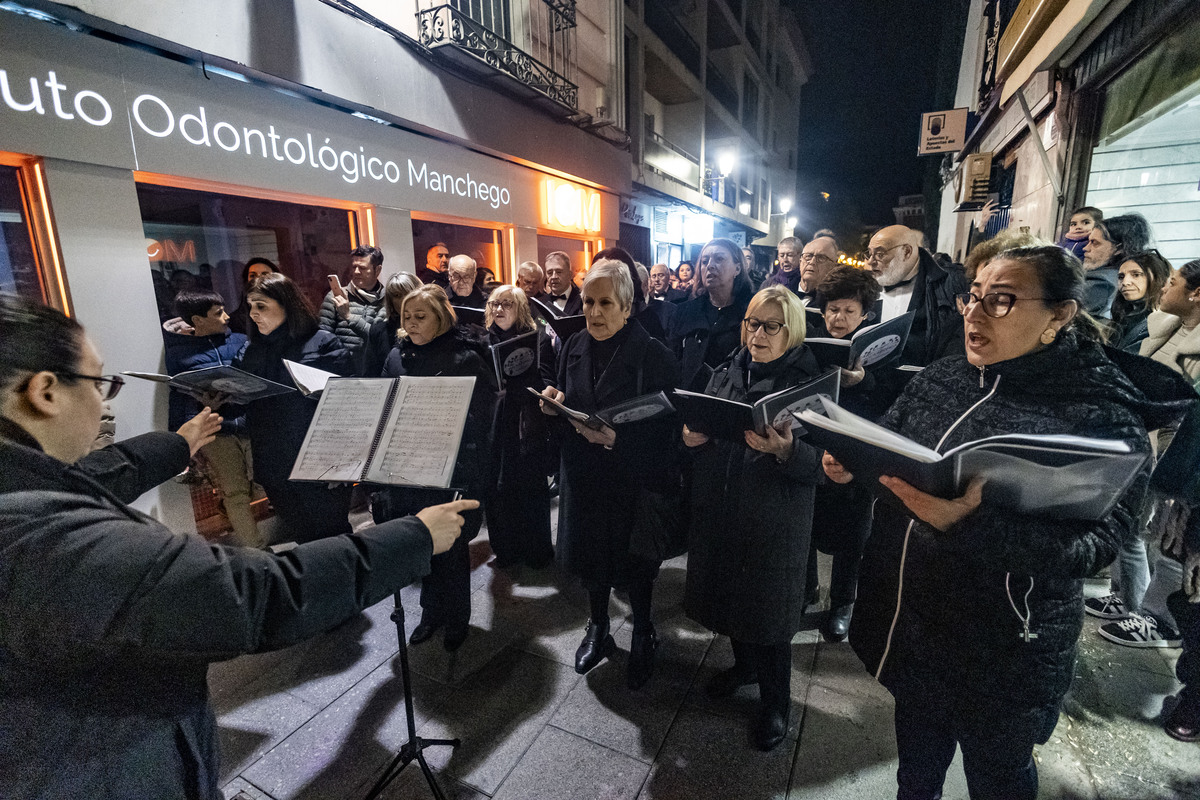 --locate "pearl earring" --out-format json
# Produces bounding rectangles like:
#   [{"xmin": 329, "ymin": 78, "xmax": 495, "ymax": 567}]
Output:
[{"xmin": 1040, "ymin": 328, "xmax": 1057, "ymax": 344}]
